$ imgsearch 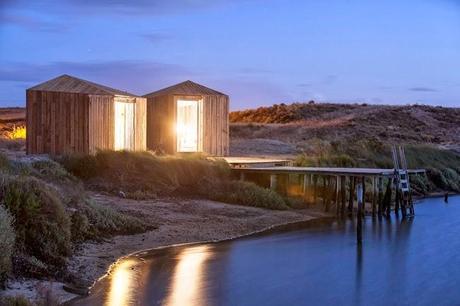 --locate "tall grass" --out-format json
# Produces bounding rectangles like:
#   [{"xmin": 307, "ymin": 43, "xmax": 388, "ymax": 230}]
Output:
[
  {"xmin": 0, "ymin": 205, "xmax": 15, "ymax": 287},
  {"xmin": 295, "ymin": 140, "xmax": 460, "ymax": 193},
  {"xmin": 58, "ymin": 151, "xmax": 292, "ymax": 210},
  {"xmin": 0, "ymin": 153, "xmax": 148, "ymax": 279}
]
